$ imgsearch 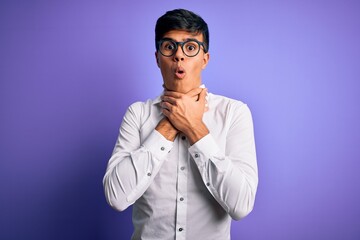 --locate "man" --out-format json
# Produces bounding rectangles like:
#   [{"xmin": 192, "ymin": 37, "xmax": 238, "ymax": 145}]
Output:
[{"xmin": 103, "ymin": 9, "xmax": 258, "ymax": 240}]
